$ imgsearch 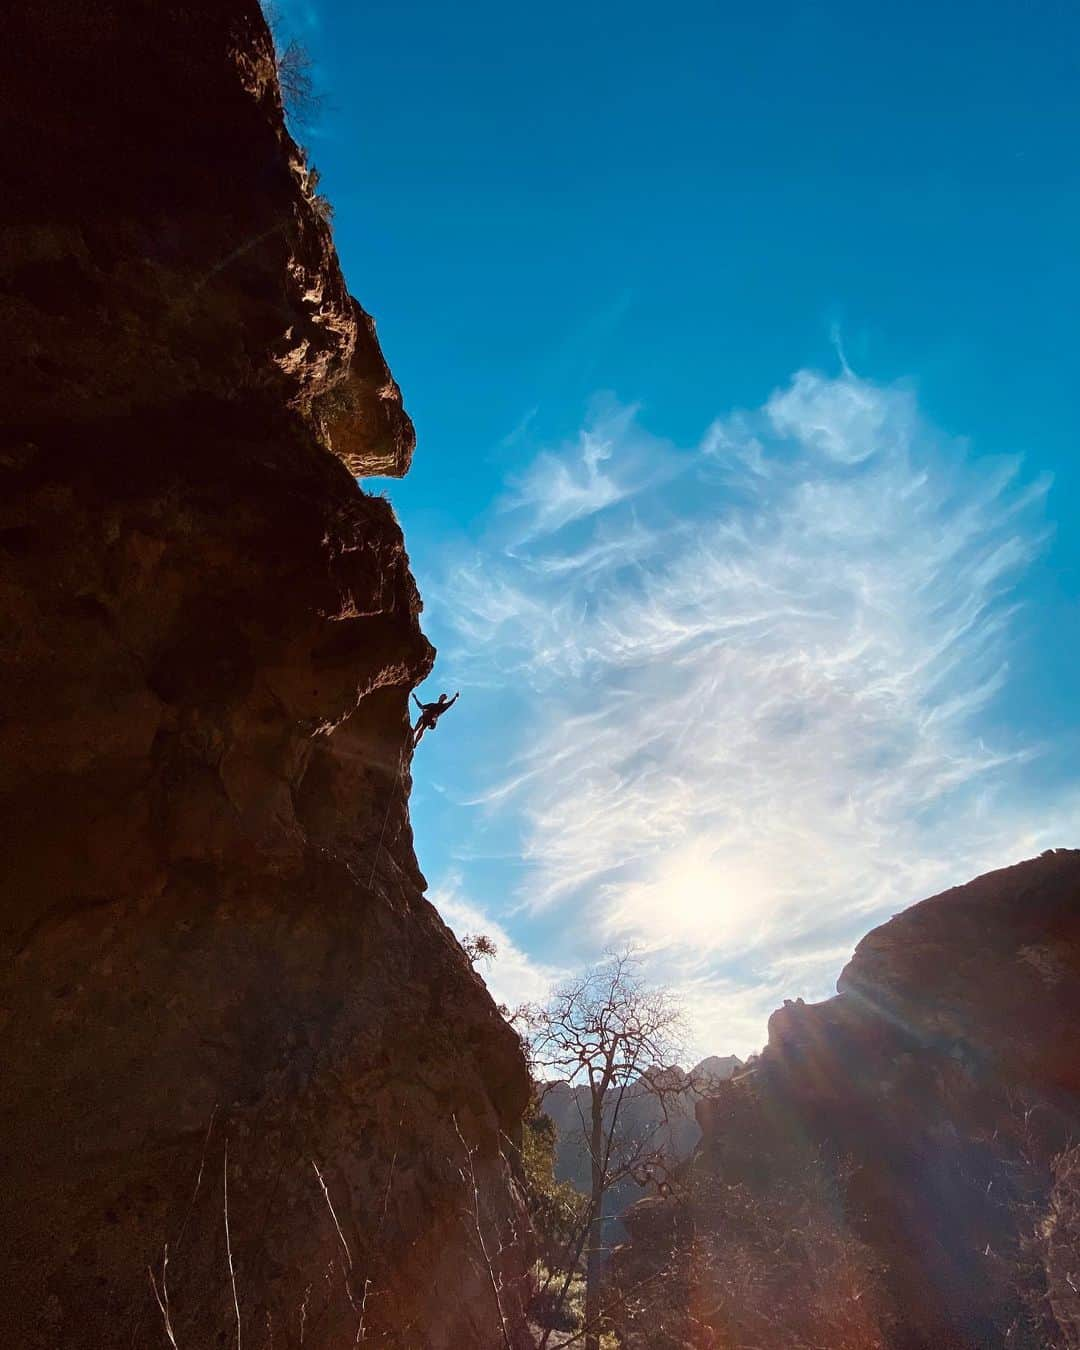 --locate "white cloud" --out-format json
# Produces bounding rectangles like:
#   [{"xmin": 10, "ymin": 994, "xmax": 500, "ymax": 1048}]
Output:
[
  {"xmin": 497, "ymin": 405, "xmax": 539, "ymax": 450},
  {"xmin": 501, "ymin": 423, "xmax": 626, "ymax": 541},
  {"xmin": 431, "ymin": 874, "xmax": 563, "ymax": 1010},
  {"xmin": 497, "ymin": 397, "xmax": 684, "ymax": 544},
  {"xmin": 765, "ymin": 367, "xmax": 905, "ymax": 463},
  {"xmin": 434, "ymin": 368, "xmax": 1078, "ymax": 1057}
]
